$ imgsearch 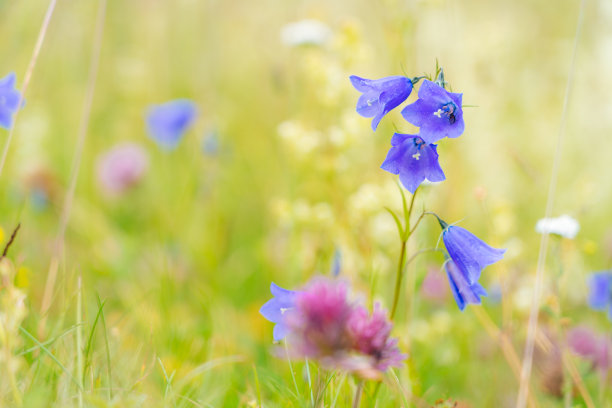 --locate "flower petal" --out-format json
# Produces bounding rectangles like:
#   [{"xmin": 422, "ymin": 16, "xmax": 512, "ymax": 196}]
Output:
[{"xmin": 443, "ymin": 226, "xmax": 505, "ymax": 284}]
